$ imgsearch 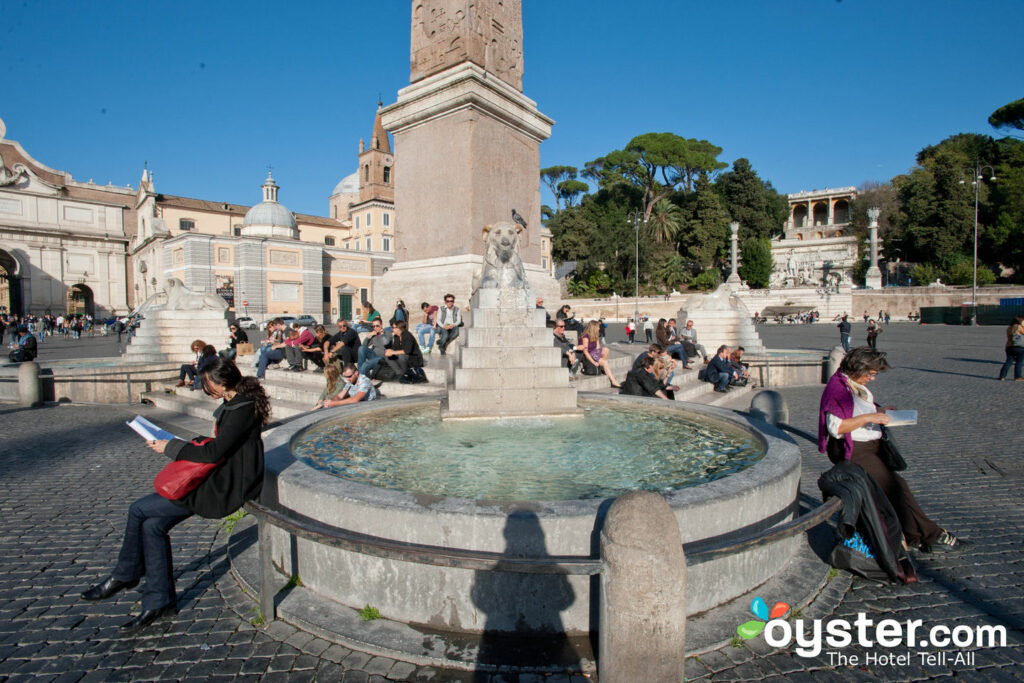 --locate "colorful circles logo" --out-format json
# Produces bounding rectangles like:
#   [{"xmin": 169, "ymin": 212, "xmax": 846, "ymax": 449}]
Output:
[{"xmin": 737, "ymin": 596, "xmax": 790, "ymax": 639}]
